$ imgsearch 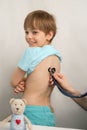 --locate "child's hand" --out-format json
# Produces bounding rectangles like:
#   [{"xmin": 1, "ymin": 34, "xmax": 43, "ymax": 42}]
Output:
[
  {"xmin": 49, "ymin": 75, "xmax": 55, "ymax": 87},
  {"xmin": 14, "ymin": 80, "xmax": 25, "ymax": 94}
]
